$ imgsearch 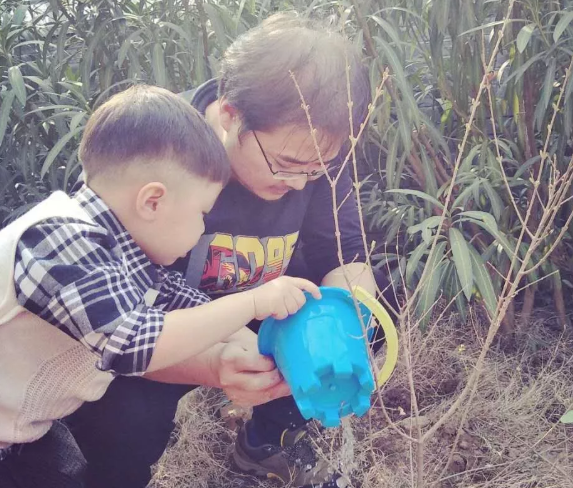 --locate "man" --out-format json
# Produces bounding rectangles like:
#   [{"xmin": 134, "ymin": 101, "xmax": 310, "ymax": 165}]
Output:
[{"xmin": 67, "ymin": 12, "xmax": 393, "ymax": 488}]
